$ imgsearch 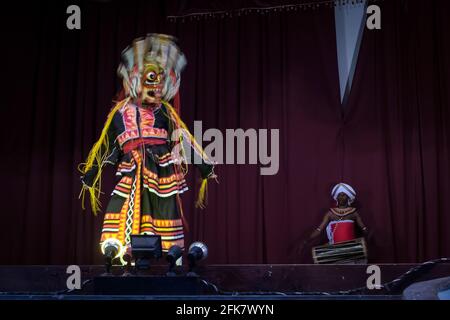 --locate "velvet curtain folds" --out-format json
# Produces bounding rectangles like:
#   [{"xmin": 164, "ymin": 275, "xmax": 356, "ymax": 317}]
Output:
[
  {"xmin": 342, "ymin": 0, "xmax": 450, "ymax": 262},
  {"xmin": 1, "ymin": 0, "xmax": 449, "ymax": 264}
]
